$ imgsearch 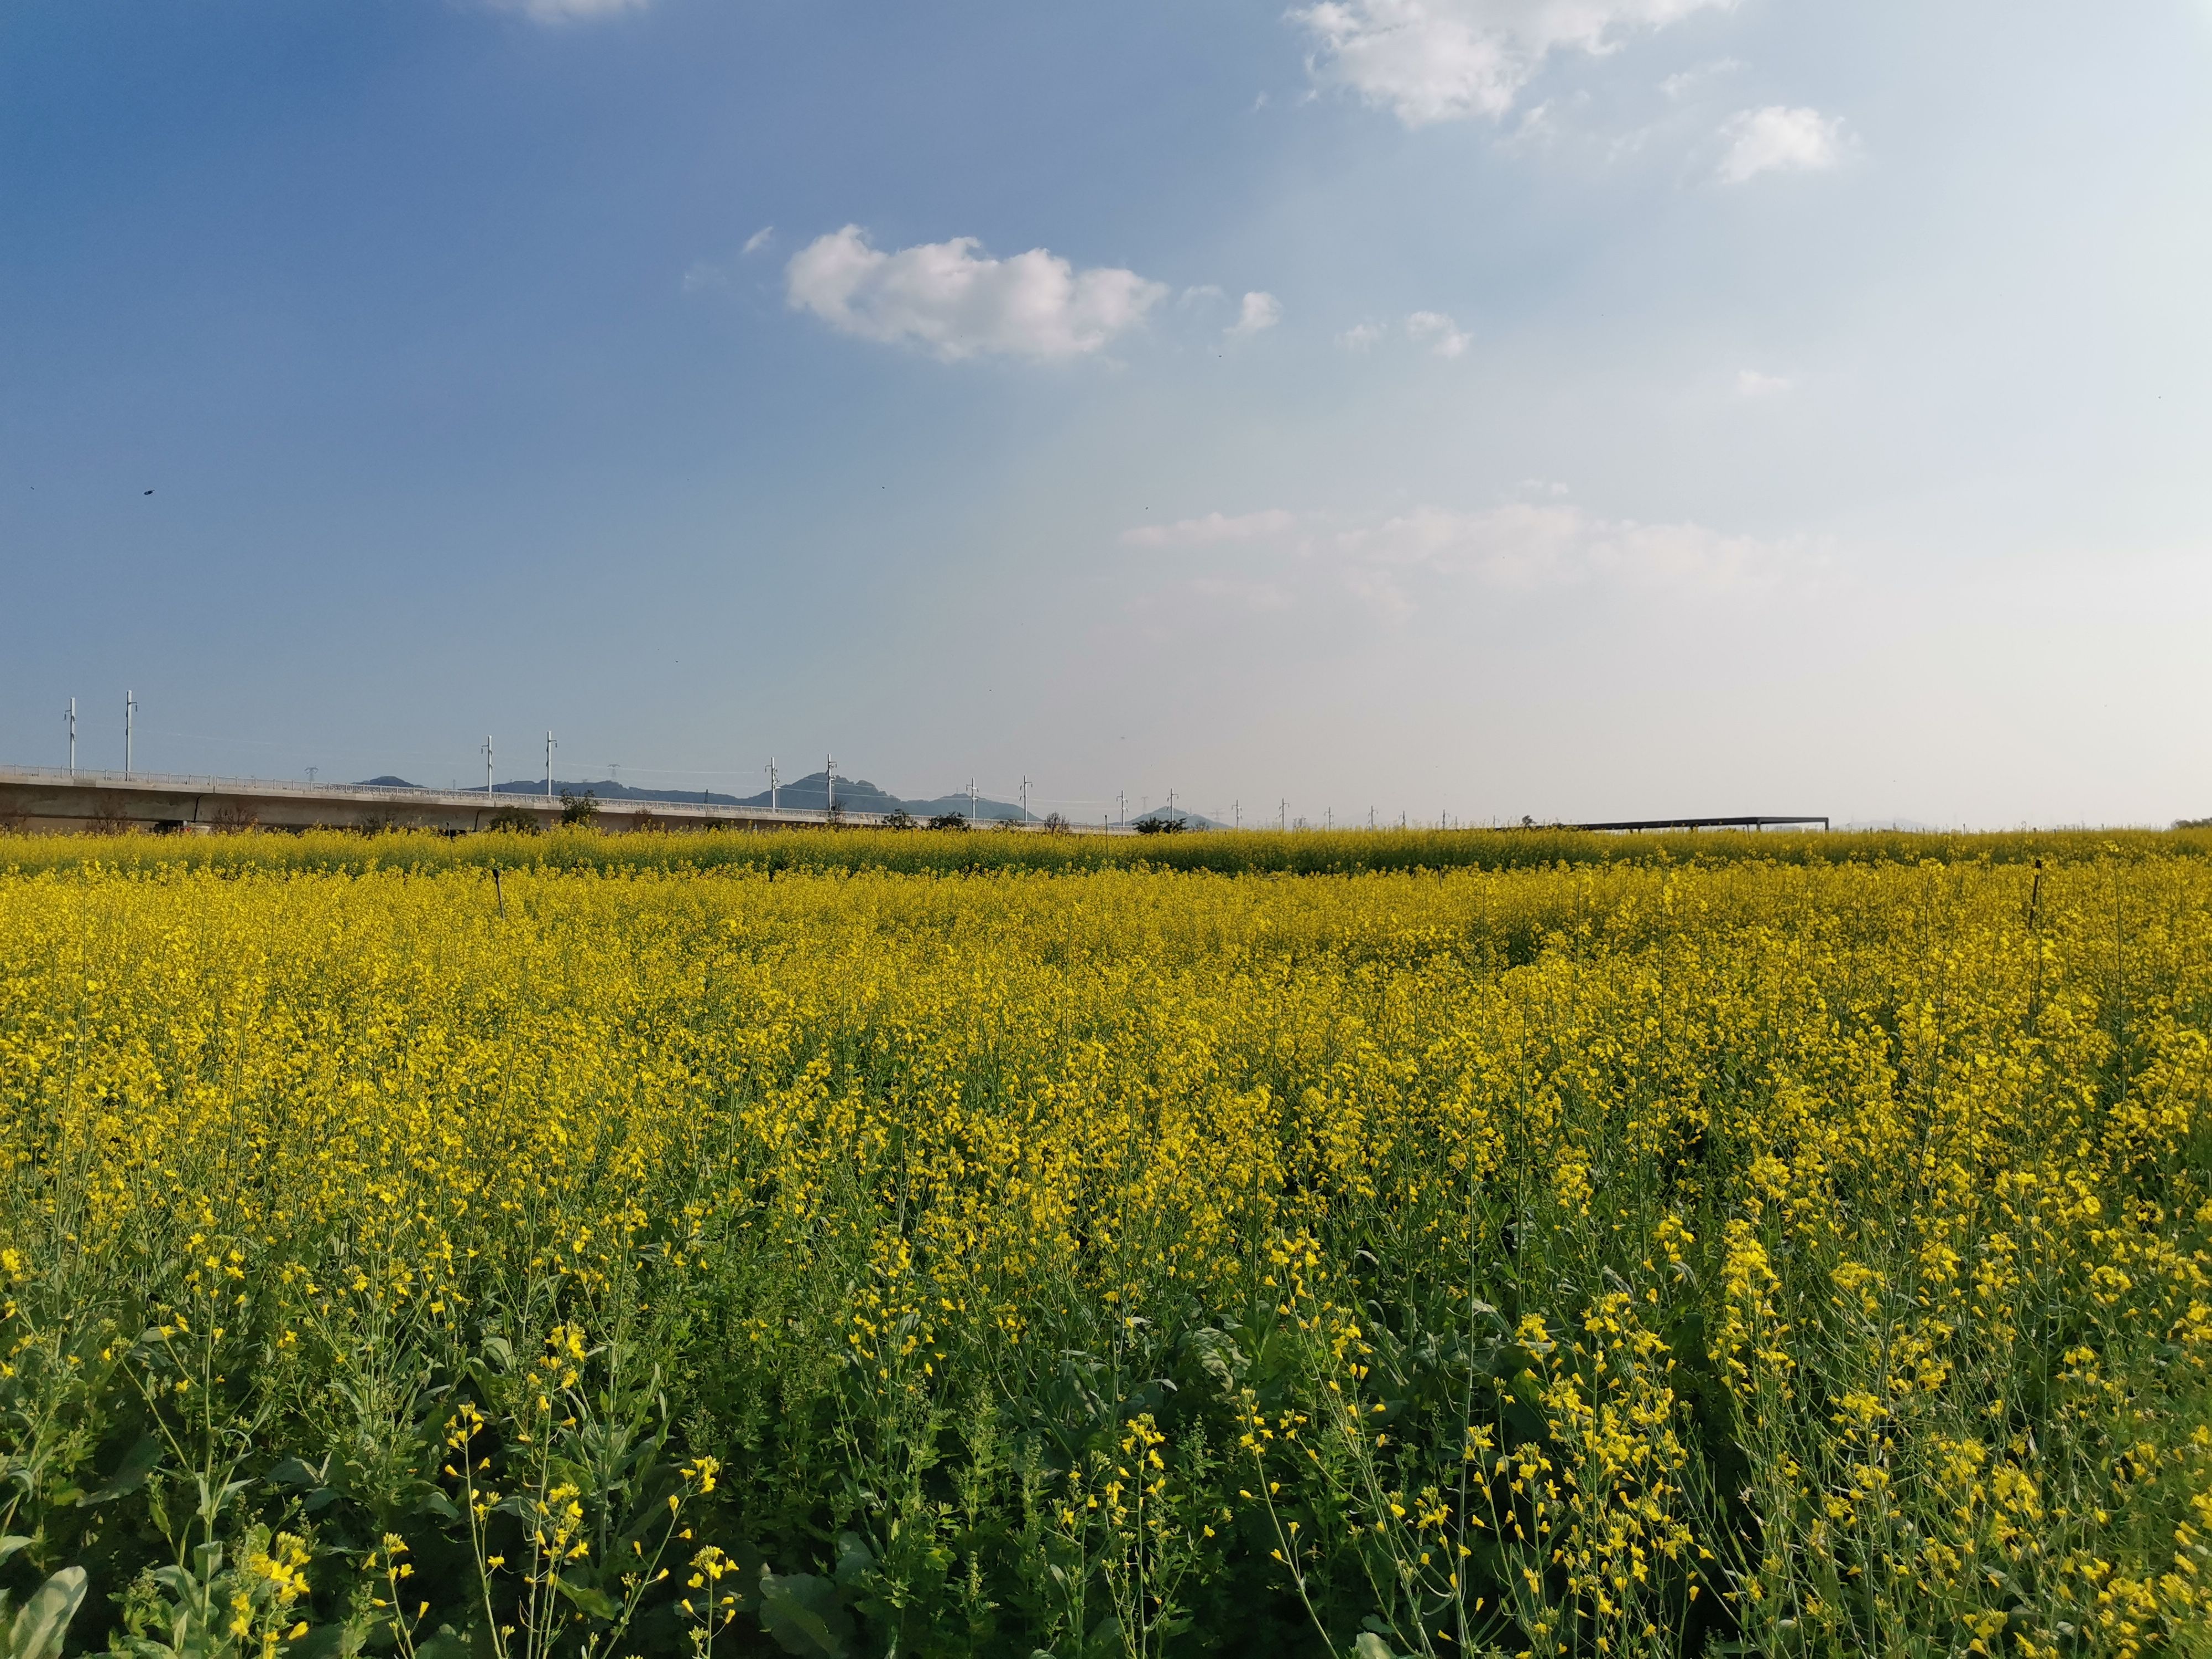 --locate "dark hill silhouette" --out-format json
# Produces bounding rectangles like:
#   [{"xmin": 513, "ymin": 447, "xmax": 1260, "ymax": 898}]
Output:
[
  {"xmin": 1130, "ymin": 806, "xmax": 1224, "ymax": 831},
  {"xmin": 463, "ymin": 773, "xmax": 1029, "ymax": 821}
]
